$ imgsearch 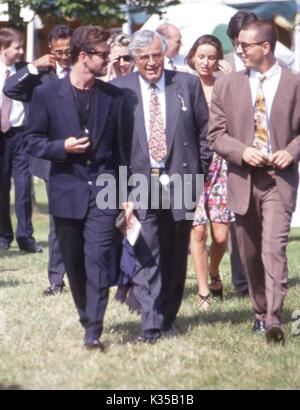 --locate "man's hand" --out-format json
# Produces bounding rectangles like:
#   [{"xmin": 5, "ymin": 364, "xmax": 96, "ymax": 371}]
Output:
[
  {"xmin": 122, "ymin": 201, "xmax": 135, "ymax": 229},
  {"xmin": 64, "ymin": 137, "xmax": 90, "ymax": 154},
  {"xmin": 270, "ymin": 150, "xmax": 293, "ymax": 169},
  {"xmin": 242, "ymin": 147, "xmax": 269, "ymax": 167},
  {"xmin": 32, "ymin": 54, "xmax": 56, "ymax": 70}
]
